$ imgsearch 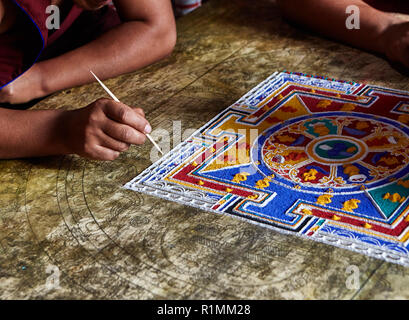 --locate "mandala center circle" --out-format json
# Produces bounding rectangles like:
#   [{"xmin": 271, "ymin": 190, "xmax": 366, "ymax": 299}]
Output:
[
  {"xmin": 306, "ymin": 135, "xmax": 367, "ymax": 165},
  {"xmin": 257, "ymin": 114, "xmax": 409, "ymax": 192}
]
